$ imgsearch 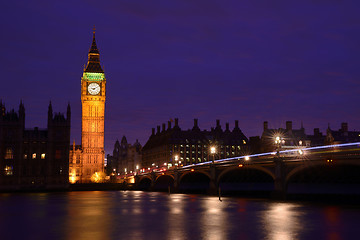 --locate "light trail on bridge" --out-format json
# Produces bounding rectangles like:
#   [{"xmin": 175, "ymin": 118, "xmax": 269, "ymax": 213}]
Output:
[{"xmin": 180, "ymin": 142, "xmax": 360, "ymax": 170}]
